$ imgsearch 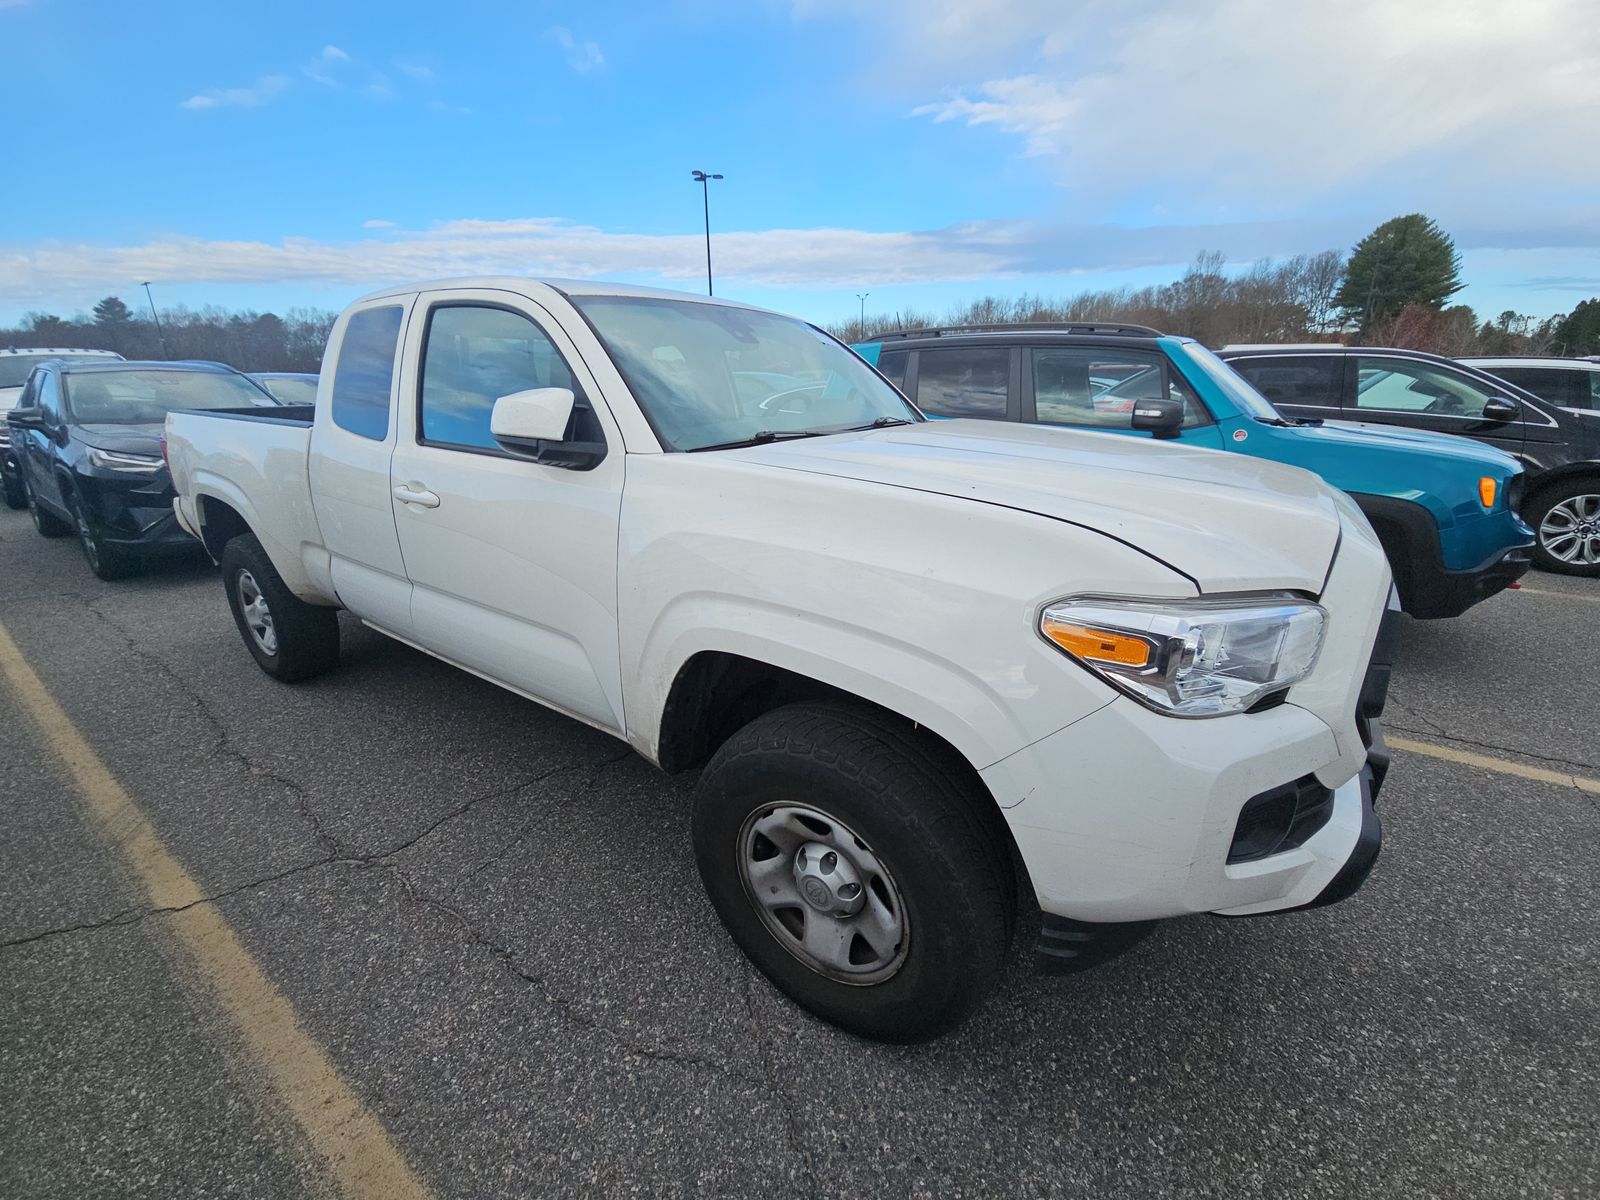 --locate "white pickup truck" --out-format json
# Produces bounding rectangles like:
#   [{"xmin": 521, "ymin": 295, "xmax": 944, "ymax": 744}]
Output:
[{"xmin": 166, "ymin": 278, "xmax": 1396, "ymax": 1041}]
